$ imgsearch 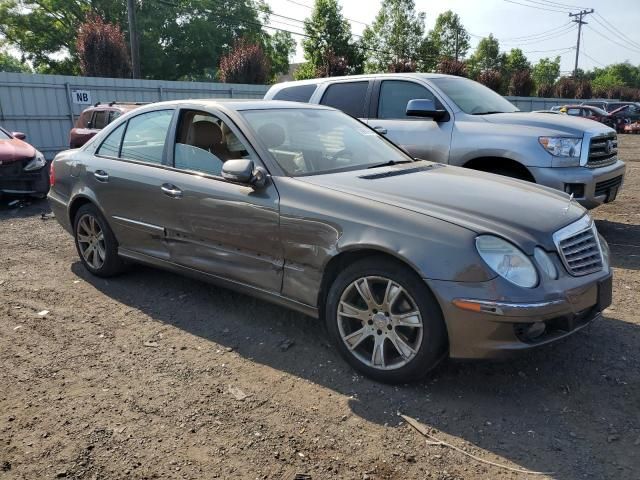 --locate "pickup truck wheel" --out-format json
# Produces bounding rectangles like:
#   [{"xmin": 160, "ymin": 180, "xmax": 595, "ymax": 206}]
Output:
[
  {"xmin": 325, "ymin": 257, "xmax": 448, "ymax": 384},
  {"xmin": 73, "ymin": 204, "xmax": 125, "ymax": 277}
]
